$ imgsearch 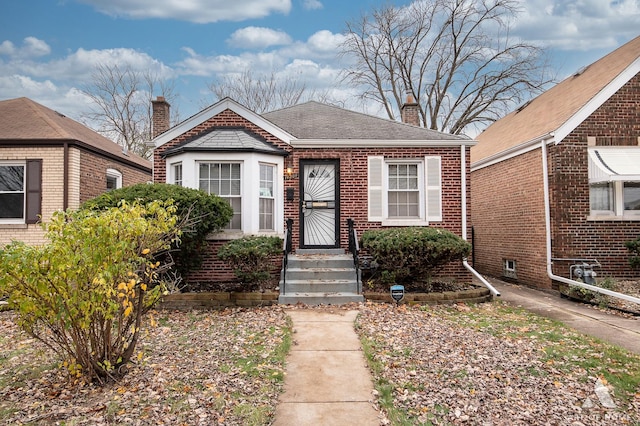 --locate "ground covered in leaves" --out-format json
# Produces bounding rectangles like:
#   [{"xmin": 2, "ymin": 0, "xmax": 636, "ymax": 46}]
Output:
[
  {"xmin": 2, "ymin": 301, "xmax": 640, "ymax": 425},
  {"xmin": 0, "ymin": 308, "xmax": 291, "ymax": 425},
  {"xmin": 356, "ymin": 302, "xmax": 640, "ymax": 425}
]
